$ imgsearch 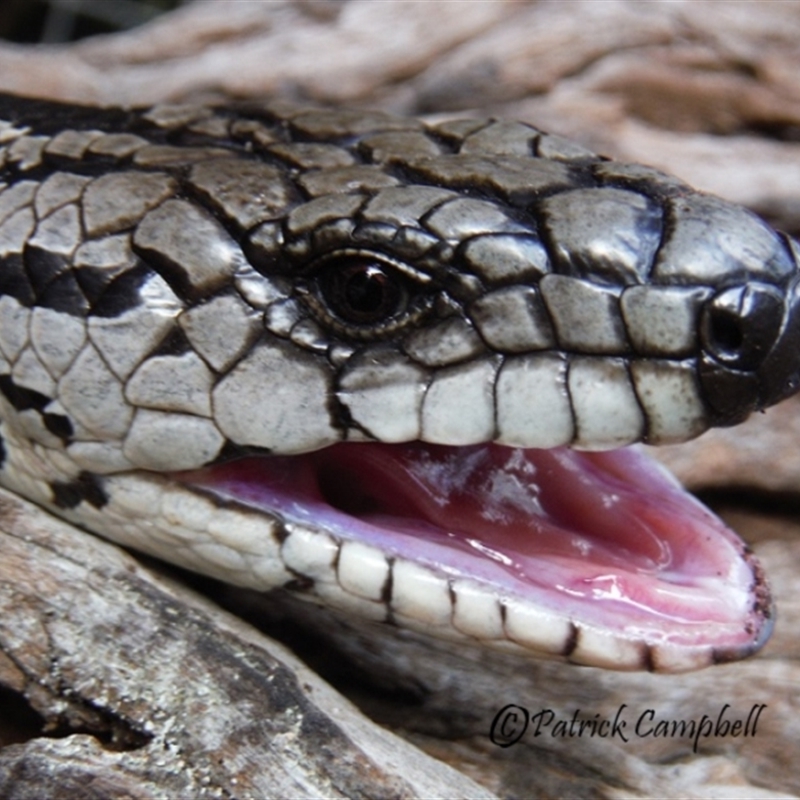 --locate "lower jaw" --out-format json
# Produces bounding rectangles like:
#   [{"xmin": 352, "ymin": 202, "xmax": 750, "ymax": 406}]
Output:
[{"xmin": 174, "ymin": 441, "xmax": 773, "ymax": 672}]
